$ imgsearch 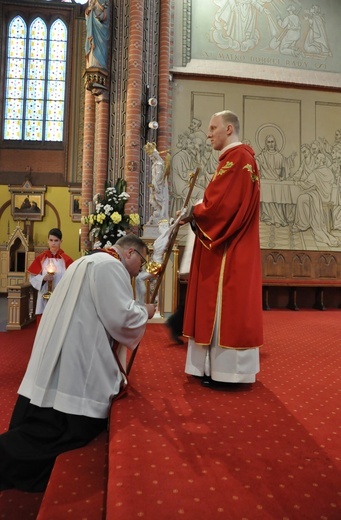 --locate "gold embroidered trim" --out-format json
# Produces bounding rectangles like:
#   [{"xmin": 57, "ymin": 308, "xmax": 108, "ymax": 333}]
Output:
[
  {"xmin": 243, "ymin": 163, "xmax": 259, "ymax": 182},
  {"xmin": 214, "ymin": 161, "xmax": 234, "ymax": 179}
]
